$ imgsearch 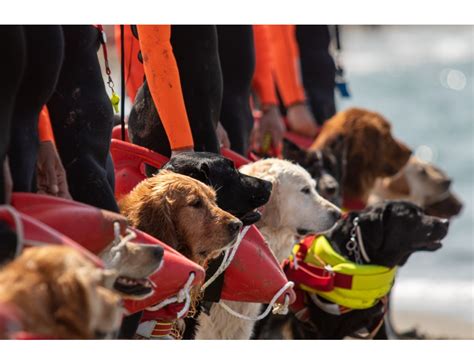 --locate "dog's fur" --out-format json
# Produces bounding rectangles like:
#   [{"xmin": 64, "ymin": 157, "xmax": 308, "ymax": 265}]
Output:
[
  {"xmin": 99, "ymin": 239, "xmax": 164, "ymax": 300},
  {"xmin": 163, "ymin": 152, "xmax": 272, "ymax": 226},
  {"xmin": 255, "ymin": 201, "xmax": 449, "ymax": 339},
  {"xmin": 369, "ymin": 156, "xmax": 463, "ymax": 219},
  {"xmin": 282, "ymin": 138, "xmax": 343, "ymax": 206},
  {"xmin": 0, "ymin": 246, "xmax": 123, "ymax": 339},
  {"xmin": 120, "ymin": 170, "xmax": 242, "ymax": 267},
  {"xmin": 195, "ymin": 159, "xmax": 341, "ymax": 340},
  {"xmin": 311, "ymin": 108, "xmax": 412, "ymax": 203}
]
